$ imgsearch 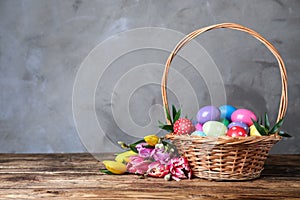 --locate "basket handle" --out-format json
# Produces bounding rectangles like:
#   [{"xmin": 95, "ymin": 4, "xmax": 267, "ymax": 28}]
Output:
[{"xmin": 161, "ymin": 23, "xmax": 288, "ymax": 125}]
